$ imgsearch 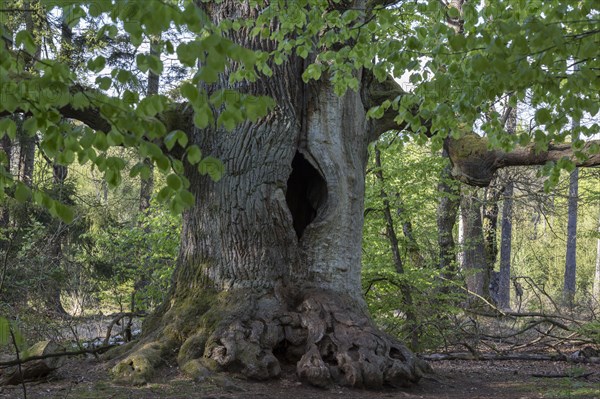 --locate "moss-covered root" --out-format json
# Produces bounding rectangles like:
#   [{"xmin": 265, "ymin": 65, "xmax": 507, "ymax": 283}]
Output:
[
  {"xmin": 294, "ymin": 291, "xmax": 432, "ymax": 388},
  {"xmin": 111, "ymin": 341, "xmax": 168, "ymax": 385},
  {"xmin": 178, "ymin": 293, "xmax": 284, "ymax": 381}
]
